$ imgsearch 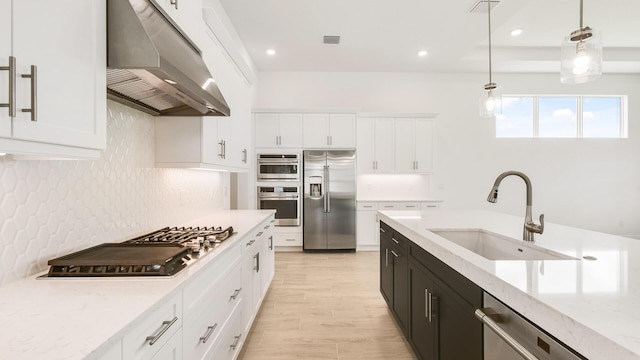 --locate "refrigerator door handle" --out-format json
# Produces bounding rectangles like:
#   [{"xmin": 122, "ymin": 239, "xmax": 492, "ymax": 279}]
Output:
[{"xmin": 325, "ymin": 165, "xmax": 331, "ymax": 213}]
